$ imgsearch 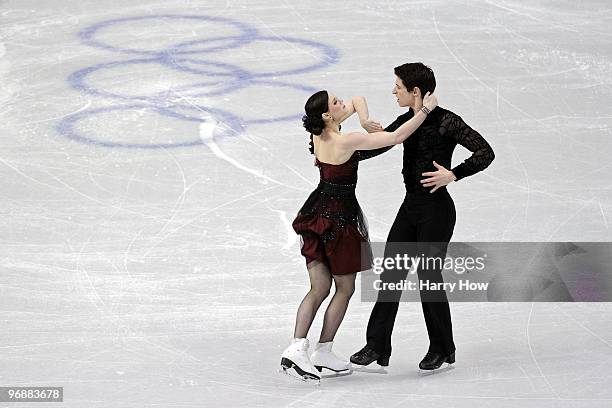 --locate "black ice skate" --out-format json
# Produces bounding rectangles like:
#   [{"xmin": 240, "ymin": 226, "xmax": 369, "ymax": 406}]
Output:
[
  {"xmin": 350, "ymin": 345, "xmax": 389, "ymax": 367},
  {"xmin": 418, "ymin": 351, "xmax": 455, "ymax": 371}
]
